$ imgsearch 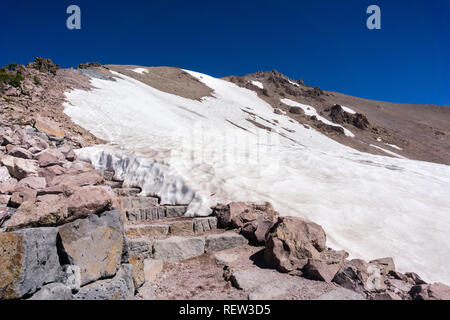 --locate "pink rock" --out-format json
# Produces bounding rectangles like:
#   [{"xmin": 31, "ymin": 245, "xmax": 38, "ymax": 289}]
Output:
[
  {"xmin": 0, "ymin": 166, "xmax": 11, "ymax": 182},
  {"xmin": 0, "ymin": 155, "xmax": 39, "ymax": 180},
  {"xmin": 5, "ymin": 194, "xmax": 69, "ymax": 230},
  {"xmin": 35, "ymin": 149, "xmax": 65, "ymax": 167},
  {"xmin": 17, "ymin": 176, "xmax": 47, "ymax": 190},
  {"xmin": 7, "ymin": 146, "xmax": 33, "ymax": 159},
  {"xmin": 48, "ymin": 171, "xmax": 104, "ymax": 188},
  {"xmin": 67, "ymin": 186, "xmax": 114, "ymax": 221},
  {"xmin": 0, "ymin": 178, "xmax": 18, "ymax": 194}
]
